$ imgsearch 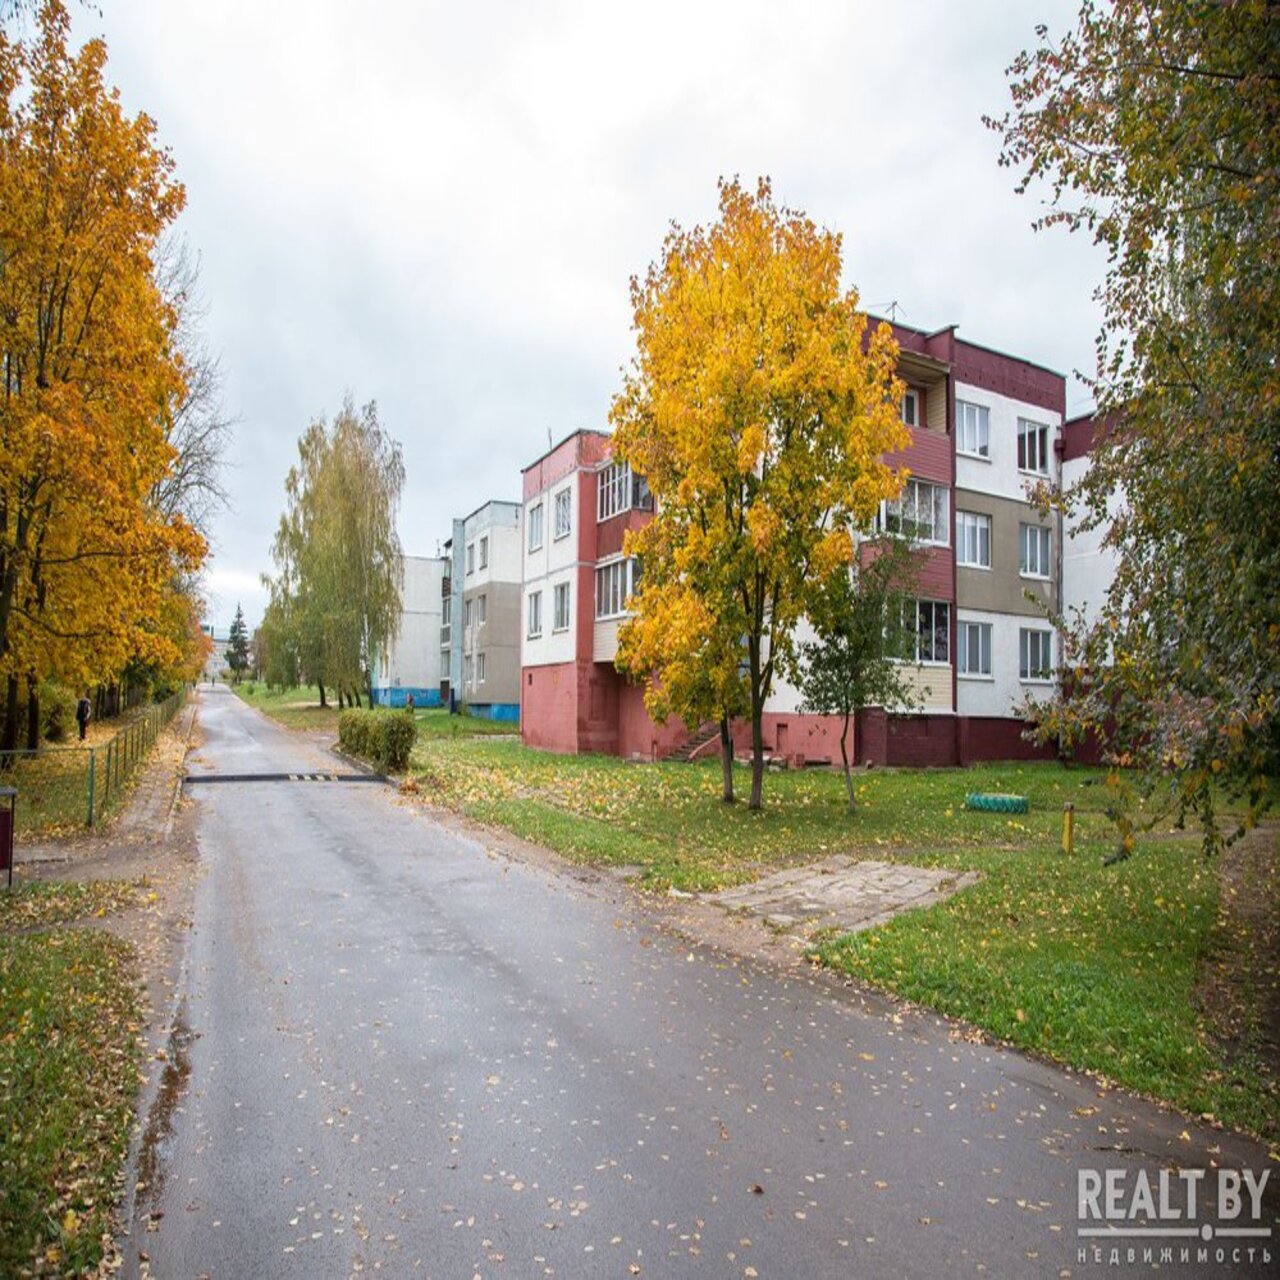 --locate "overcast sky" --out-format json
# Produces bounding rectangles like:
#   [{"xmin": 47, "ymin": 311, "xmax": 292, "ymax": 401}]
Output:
[{"xmin": 74, "ymin": 1, "xmax": 1104, "ymax": 632}]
